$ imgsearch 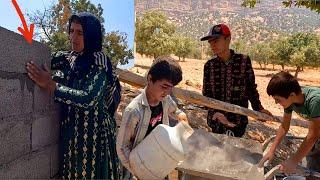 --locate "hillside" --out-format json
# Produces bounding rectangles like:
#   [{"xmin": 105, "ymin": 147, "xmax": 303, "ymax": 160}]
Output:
[{"xmin": 135, "ymin": 0, "xmax": 320, "ymax": 44}]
